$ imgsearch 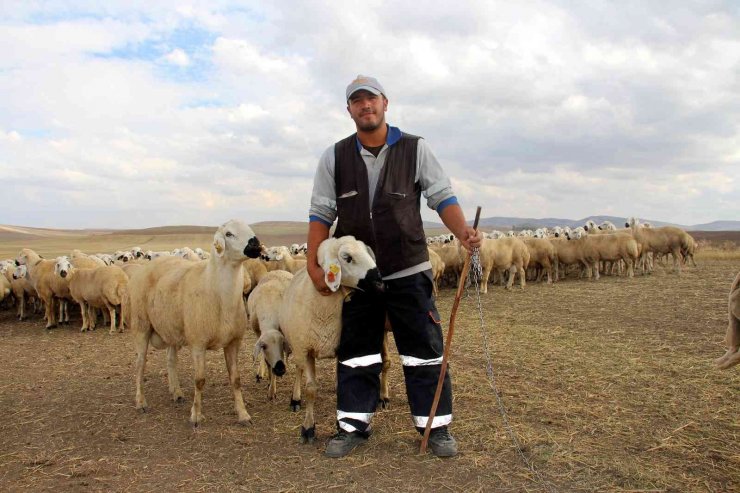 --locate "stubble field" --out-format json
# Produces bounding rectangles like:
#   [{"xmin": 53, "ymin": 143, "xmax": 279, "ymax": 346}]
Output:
[{"xmin": 0, "ymin": 227, "xmax": 738, "ymax": 492}]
